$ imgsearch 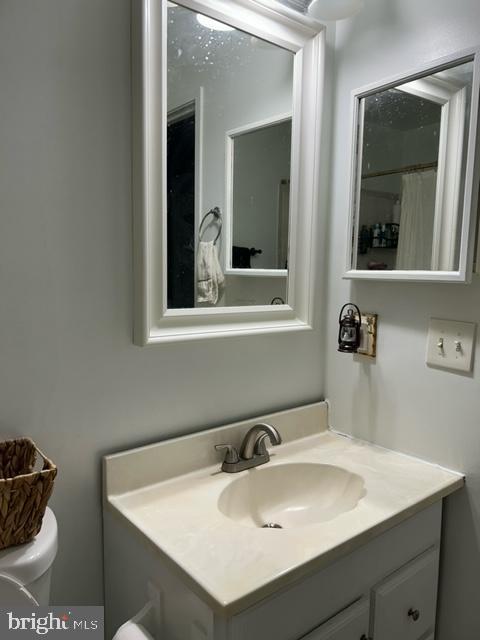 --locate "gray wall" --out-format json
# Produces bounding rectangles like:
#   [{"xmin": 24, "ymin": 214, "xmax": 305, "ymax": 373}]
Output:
[
  {"xmin": 326, "ymin": 1, "xmax": 480, "ymax": 637},
  {"xmin": 0, "ymin": 0, "xmax": 325, "ymax": 604},
  {"xmin": 5, "ymin": 1, "xmax": 476, "ymax": 635}
]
